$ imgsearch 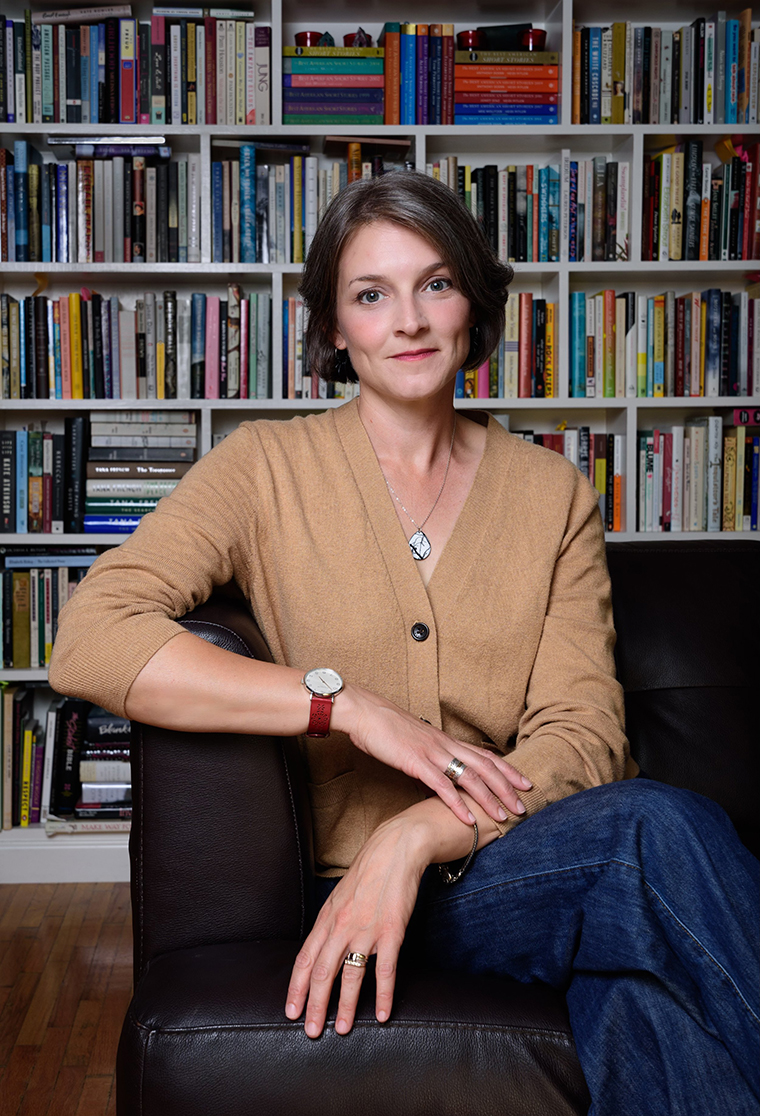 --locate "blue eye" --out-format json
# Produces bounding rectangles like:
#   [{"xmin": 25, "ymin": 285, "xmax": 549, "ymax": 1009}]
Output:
[
  {"xmin": 358, "ymin": 289, "xmax": 383, "ymax": 304},
  {"xmin": 427, "ymin": 278, "xmax": 452, "ymax": 292}
]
